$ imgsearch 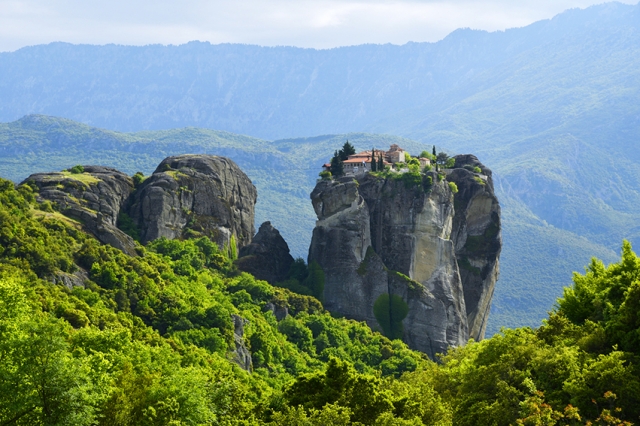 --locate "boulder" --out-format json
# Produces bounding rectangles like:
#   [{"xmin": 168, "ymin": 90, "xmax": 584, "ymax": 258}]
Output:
[
  {"xmin": 236, "ymin": 221, "xmax": 294, "ymax": 283},
  {"xmin": 126, "ymin": 154, "xmax": 257, "ymax": 250}
]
